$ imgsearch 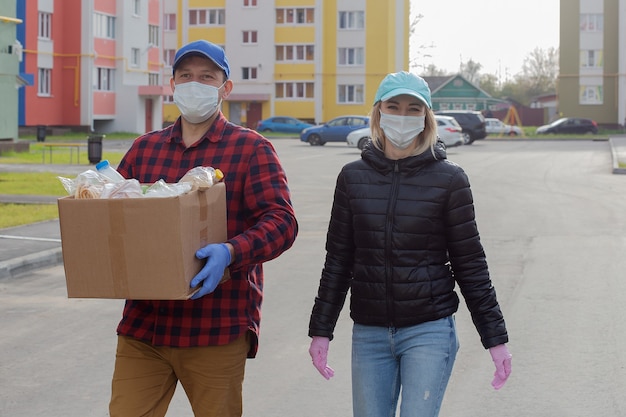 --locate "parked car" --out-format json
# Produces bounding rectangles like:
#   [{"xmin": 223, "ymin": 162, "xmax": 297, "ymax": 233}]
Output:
[
  {"xmin": 300, "ymin": 115, "xmax": 369, "ymax": 146},
  {"xmin": 485, "ymin": 118, "xmax": 523, "ymax": 136},
  {"xmin": 435, "ymin": 110, "xmax": 487, "ymax": 144},
  {"xmin": 346, "ymin": 127, "xmax": 371, "ymax": 150},
  {"xmin": 435, "ymin": 115, "xmax": 464, "ymax": 147},
  {"xmin": 535, "ymin": 117, "xmax": 598, "ymax": 135},
  {"xmin": 346, "ymin": 116, "xmax": 464, "ymax": 150},
  {"xmin": 256, "ymin": 116, "xmax": 314, "ymax": 134}
]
